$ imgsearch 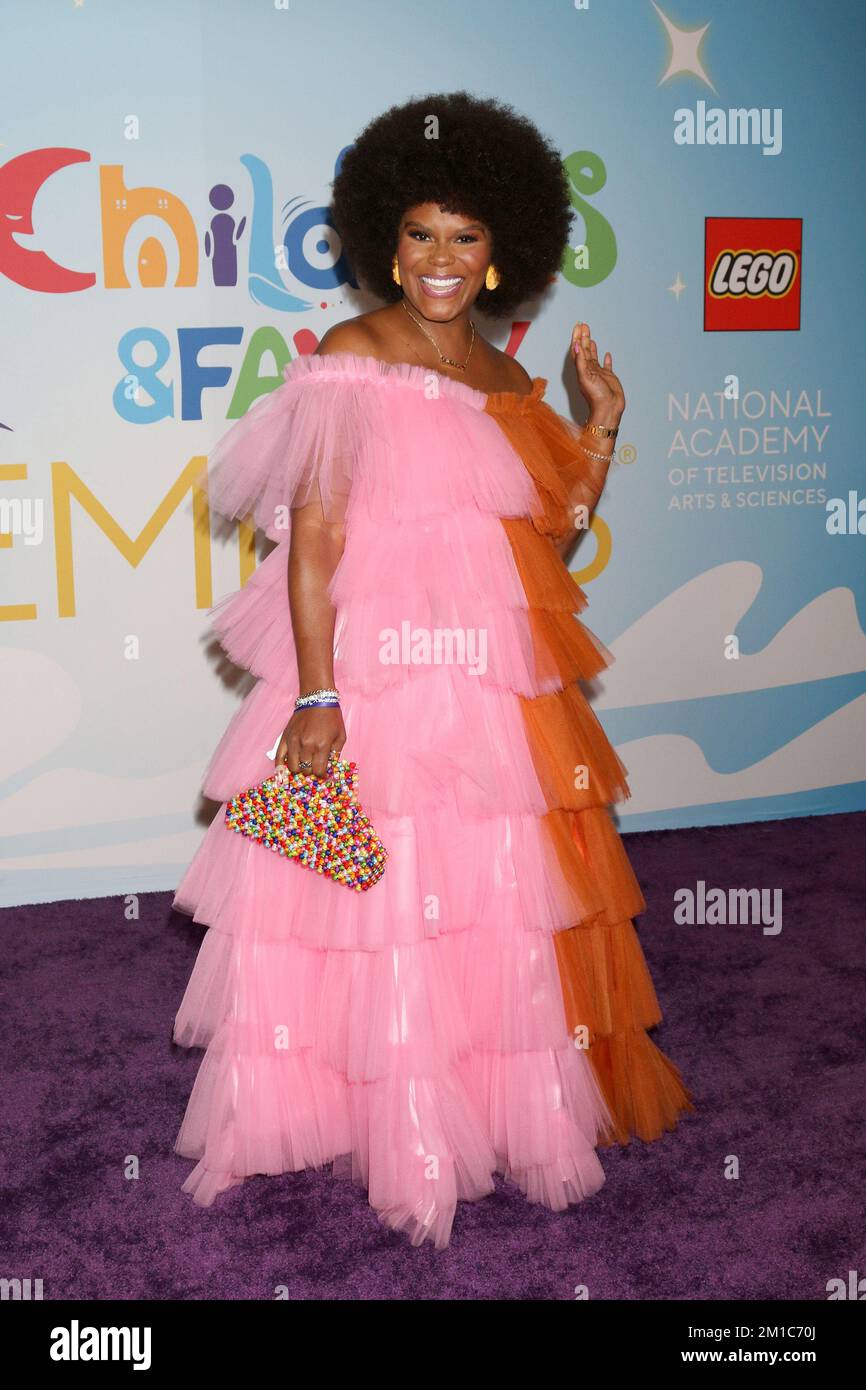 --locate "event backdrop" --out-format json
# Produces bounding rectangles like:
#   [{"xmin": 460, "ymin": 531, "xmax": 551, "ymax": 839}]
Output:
[{"xmin": 1, "ymin": 0, "xmax": 864, "ymax": 907}]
